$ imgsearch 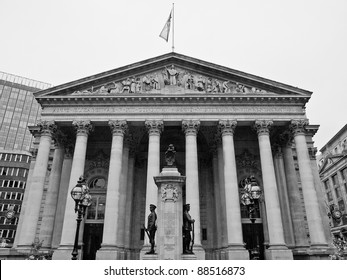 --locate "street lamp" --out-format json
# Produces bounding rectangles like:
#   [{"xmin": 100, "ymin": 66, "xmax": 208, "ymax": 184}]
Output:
[
  {"xmin": 240, "ymin": 175, "xmax": 262, "ymax": 260},
  {"xmin": 70, "ymin": 176, "xmax": 92, "ymax": 260}
]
